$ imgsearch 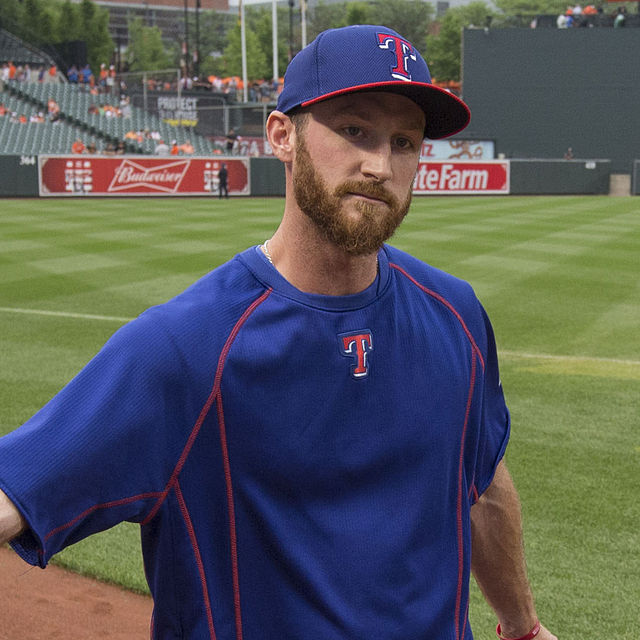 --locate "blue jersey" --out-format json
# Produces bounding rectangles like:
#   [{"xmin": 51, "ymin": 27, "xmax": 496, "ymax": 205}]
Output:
[{"xmin": 0, "ymin": 245, "xmax": 509, "ymax": 639}]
